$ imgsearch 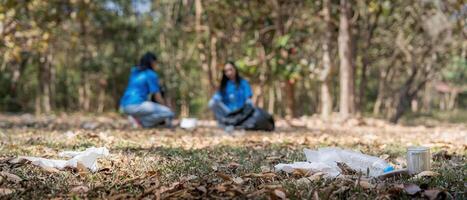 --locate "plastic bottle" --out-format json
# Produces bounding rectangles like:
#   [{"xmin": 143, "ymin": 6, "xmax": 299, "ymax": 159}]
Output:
[
  {"xmin": 339, "ymin": 149, "xmax": 394, "ymax": 177},
  {"xmin": 304, "ymin": 147, "xmax": 394, "ymax": 177}
]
